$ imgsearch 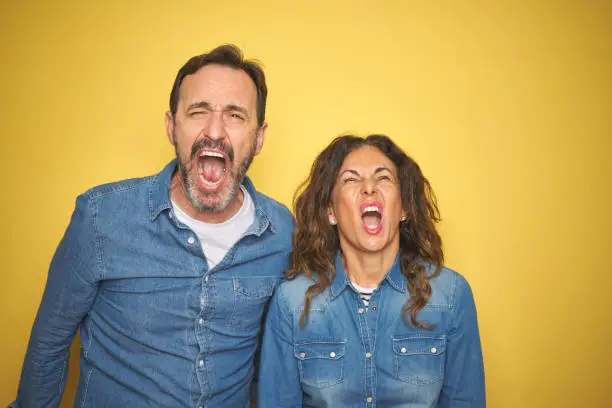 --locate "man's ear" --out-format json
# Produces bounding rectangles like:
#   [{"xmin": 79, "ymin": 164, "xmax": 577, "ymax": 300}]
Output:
[
  {"xmin": 254, "ymin": 123, "xmax": 267, "ymax": 155},
  {"xmin": 165, "ymin": 111, "xmax": 175, "ymax": 145}
]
